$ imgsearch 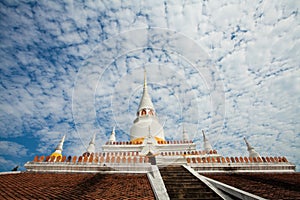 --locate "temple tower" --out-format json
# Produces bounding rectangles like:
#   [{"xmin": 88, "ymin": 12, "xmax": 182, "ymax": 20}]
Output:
[
  {"xmin": 109, "ymin": 127, "xmax": 116, "ymax": 143},
  {"xmin": 202, "ymin": 130, "xmax": 213, "ymax": 153},
  {"xmin": 244, "ymin": 137, "xmax": 261, "ymax": 158},
  {"xmin": 86, "ymin": 133, "xmax": 96, "ymax": 154},
  {"xmin": 50, "ymin": 135, "xmax": 65, "ymax": 157},
  {"xmin": 130, "ymin": 69, "xmax": 165, "ymax": 143}
]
